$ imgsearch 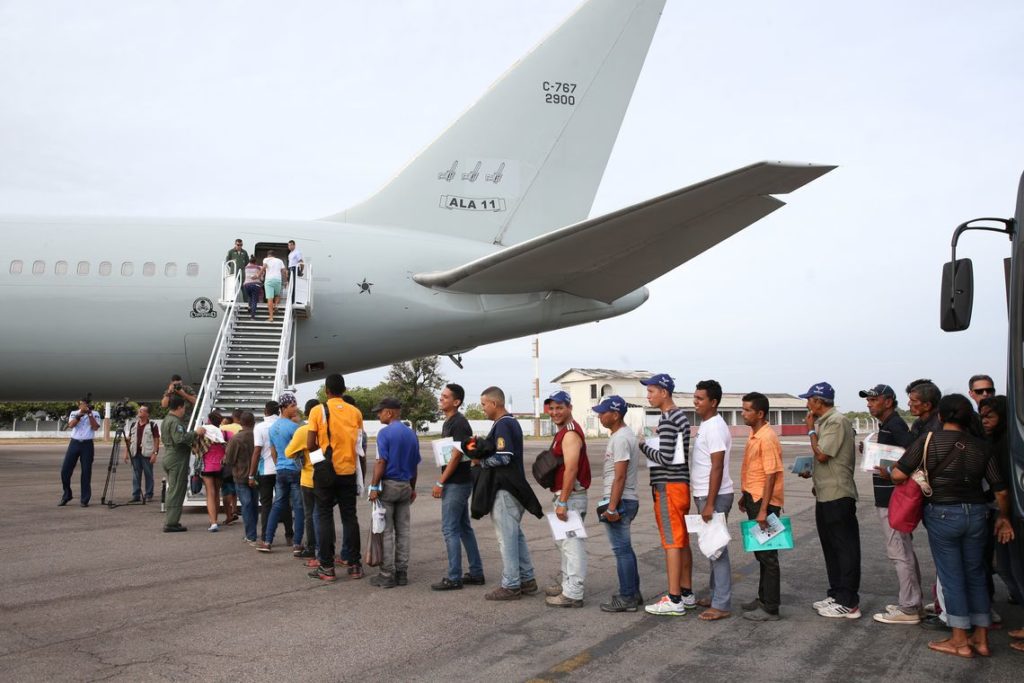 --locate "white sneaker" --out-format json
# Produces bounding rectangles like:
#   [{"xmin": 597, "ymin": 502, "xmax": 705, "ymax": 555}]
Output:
[
  {"xmin": 812, "ymin": 596, "xmax": 836, "ymax": 611},
  {"xmin": 645, "ymin": 596, "xmax": 687, "ymax": 616},
  {"xmin": 873, "ymin": 609, "xmax": 920, "ymax": 624},
  {"xmin": 818, "ymin": 603, "xmax": 861, "ymax": 619},
  {"xmin": 992, "ymin": 609, "xmax": 1002, "ymax": 624},
  {"xmin": 681, "ymin": 593, "xmax": 697, "ymax": 609},
  {"xmin": 208, "ymin": 523, "xmax": 219, "ymax": 532}
]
